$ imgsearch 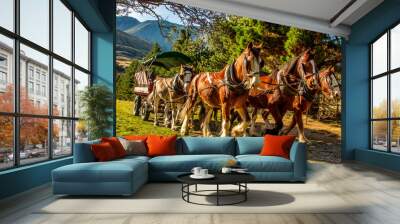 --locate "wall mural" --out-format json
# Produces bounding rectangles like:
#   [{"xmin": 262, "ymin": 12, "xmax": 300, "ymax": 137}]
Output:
[{"xmin": 115, "ymin": 1, "xmax": 342, "ymax": 163}]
